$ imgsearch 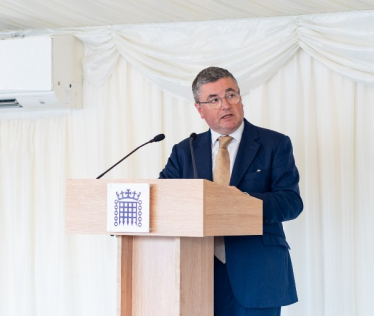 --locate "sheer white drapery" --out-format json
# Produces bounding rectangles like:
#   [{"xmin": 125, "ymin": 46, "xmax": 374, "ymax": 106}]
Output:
[{"xmin": 1, "ymin": 10, "xmax": 374, "ymax": 316}]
